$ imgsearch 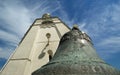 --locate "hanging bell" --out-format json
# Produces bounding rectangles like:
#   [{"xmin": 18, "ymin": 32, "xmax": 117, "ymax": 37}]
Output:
[{"xmin": 32, "ymin": 25, "xmax": 120, "ymax": 75}]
